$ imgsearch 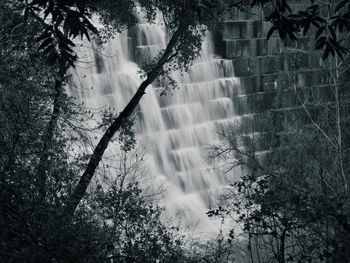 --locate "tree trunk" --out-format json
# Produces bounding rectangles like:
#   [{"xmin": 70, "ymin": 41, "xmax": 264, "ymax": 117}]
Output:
[
  {"xmin": 64, "ymin": 27, "xmax": 183, "ymax": 218},
  {"xmin": 278, "ymin": 227, "xmax": 287, "ymax": 263},
  {"xmin": 334, "ymin": 57, "xmax": 347, "ymax": 195},
  {"xmin": 36, "ymin": 64, "xmax": 66, "ymax": 201}
]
